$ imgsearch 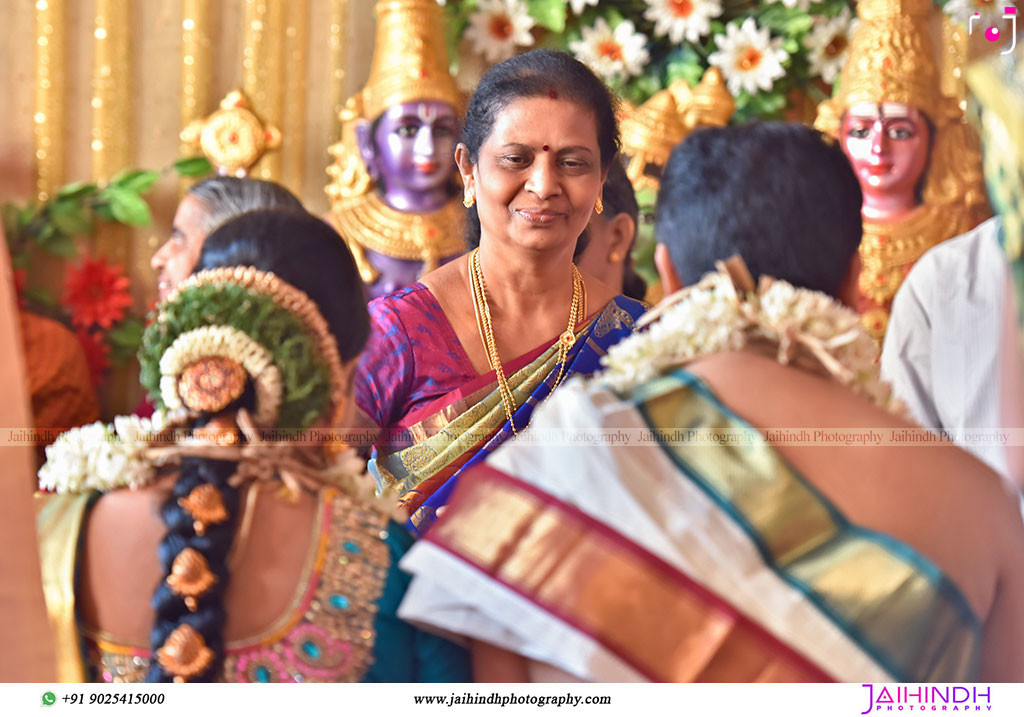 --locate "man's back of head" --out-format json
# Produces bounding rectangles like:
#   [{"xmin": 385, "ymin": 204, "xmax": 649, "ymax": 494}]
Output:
[{"xmin": 656, "ymin": 122, "xmax": 863, "ymax": 298}]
